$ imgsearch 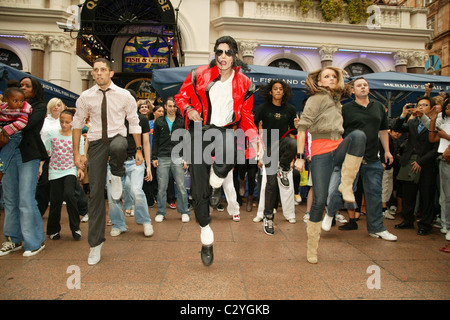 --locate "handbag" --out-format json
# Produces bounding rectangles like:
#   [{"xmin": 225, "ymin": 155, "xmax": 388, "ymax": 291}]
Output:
[
  {"xmin": 397, "ymin": 154, "xmax": 420, "ymax": 184},
  {"xmin": 300, "ymin": 170, "xmax": 309, "ymax": 186}
]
